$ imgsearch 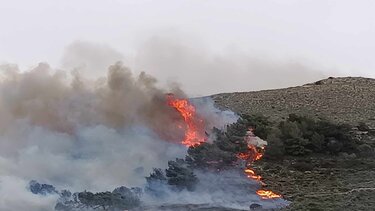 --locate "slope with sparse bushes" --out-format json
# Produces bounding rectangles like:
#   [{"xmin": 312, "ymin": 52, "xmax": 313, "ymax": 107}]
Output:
[{"xmin": 212, "ymin": 77, "xmax": 375, "ymax": 211}]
